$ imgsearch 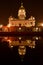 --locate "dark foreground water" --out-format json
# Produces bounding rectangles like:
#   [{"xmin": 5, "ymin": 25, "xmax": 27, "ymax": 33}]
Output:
[{"xmin": 0, "ymin": 36, "xmax": 43, "ymax": 65}]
